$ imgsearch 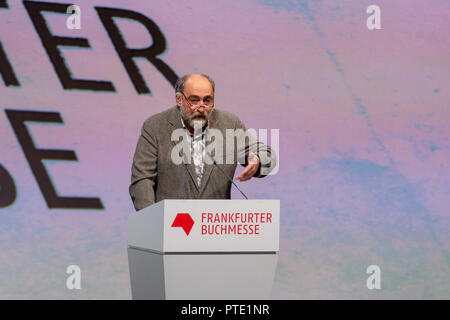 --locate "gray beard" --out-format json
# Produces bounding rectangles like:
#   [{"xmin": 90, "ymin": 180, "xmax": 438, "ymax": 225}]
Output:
[{"xmin": 180, "ymin": 103, "xmax": 208, "ymax": 132}]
